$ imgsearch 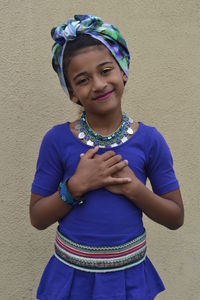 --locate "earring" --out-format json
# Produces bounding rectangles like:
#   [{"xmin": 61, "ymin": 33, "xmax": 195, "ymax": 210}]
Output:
[
  {"xmin": 123, "ymin": 74, "xmax": 128, "ymax": 83},
  {"xmin": 122, "ymin": 74, "xmax": 128, "ymax": 86}
]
